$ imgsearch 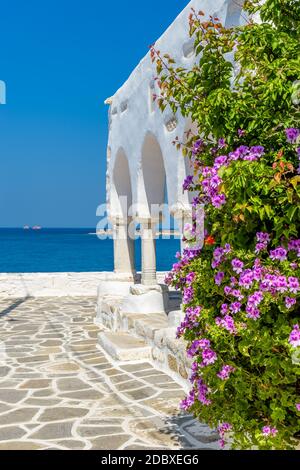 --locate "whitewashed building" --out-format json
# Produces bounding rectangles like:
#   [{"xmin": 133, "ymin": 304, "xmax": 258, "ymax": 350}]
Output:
[
  {"xmin": 96, "ymin": 0, "xmax": 246, "ymax": 379},
  {"xmin": 105, "ymin": 0, "xmax": 245, "ymax": 286}
]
